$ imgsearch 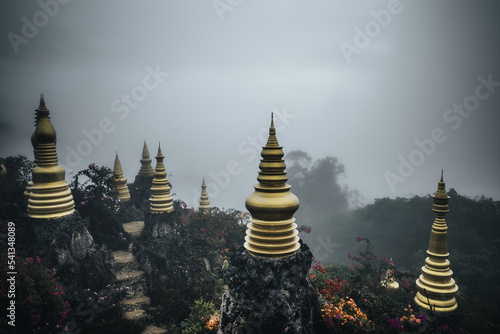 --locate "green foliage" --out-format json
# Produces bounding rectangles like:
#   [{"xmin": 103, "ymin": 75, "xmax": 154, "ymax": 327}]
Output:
[
  {"xmin": 285, "ymin": 151, "xmax": 361, "ymax": 265},
  {"xmin": 310, "ymin": 239, "xmax": 444, "ymax": 333},
  {"xmin": 0, "ymin": 155, "xmax": 33, "ymax": 220},
  {"xmin": 129, "ymin": 175, "xmax": 153, "ymax": 214},
  {"xmin": 0, "ymin": 154, "xmax": 32, "ymax": 188},
  {"xmin": 137, "ymin": 206, "xmax": 245, "ymax": 329},
  {"xmin": 286, "ymin": 150, "xmax": 353, "ymax": 224},
  {"xmin": 70, "ymin": 163, "xmax": 132, "ymax": 250},
  {"xmin": 181, "ymin": 297, "xmax": 218, "ymax": 334},
  {"xmin": 0, "ymin": 250, "xmax": 70, "ymax": 333},
  {"xmin": 181, "ymin": 207, "xmax": 246, "ymax": 254},
  {"xmin": 348, "ymin": 196, "xmax": 432, "ymax": 270},
  {"xmin": 449, "ymin": 241, "xmax": 500, "ymax": 331},
  {"xmin": 71, "ymin": 163, "xmax": 117, "ymax": 217},
  {"xmin": 346, "ymin": 238, "xmax": 418, "ymax": 328},
  {"xmin": 310, "ymin": 237, "xmax": 500, "ymax": 333},
  {"xmin": 61, "ymin": 283, "xmax": 146, "ymax": 334},
  {"xmin": 343, "ymin": 191, "xmax": 500, "ymax": 332}
]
